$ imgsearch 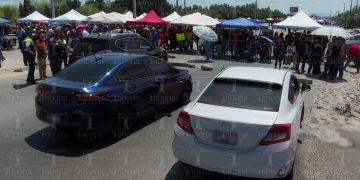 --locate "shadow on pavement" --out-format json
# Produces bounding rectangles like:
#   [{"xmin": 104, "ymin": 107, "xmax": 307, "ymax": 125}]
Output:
[
  {"xmin": 25, "ymin": 103, "xmax": 182, "ymax": 157},
  {"xmin": 13, "ymin": 79, "xmax": 41, "ymax": 90},
  {"xmin": 166, "ymin": 161, "xmax": 293, "ymax": 180}
]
